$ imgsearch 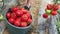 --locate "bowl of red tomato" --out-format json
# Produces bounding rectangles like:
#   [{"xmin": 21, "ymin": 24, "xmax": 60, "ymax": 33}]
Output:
[{"xmin": 4, "ymin": 6, "xmax": 34, "ymax": 34}]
